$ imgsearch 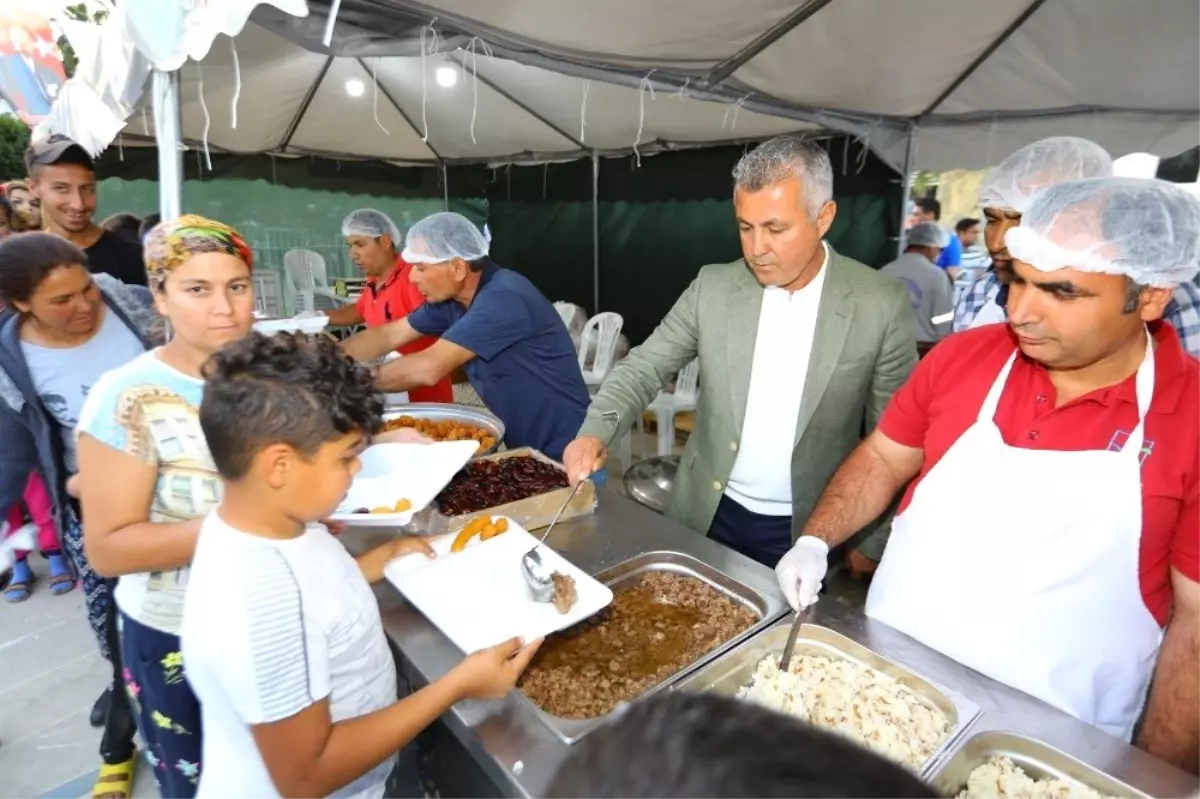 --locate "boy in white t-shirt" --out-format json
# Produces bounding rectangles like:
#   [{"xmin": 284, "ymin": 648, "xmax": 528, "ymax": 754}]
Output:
[{"xmin": 184, "ymin": 333, "xmax": 541, "ymax": 798}]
